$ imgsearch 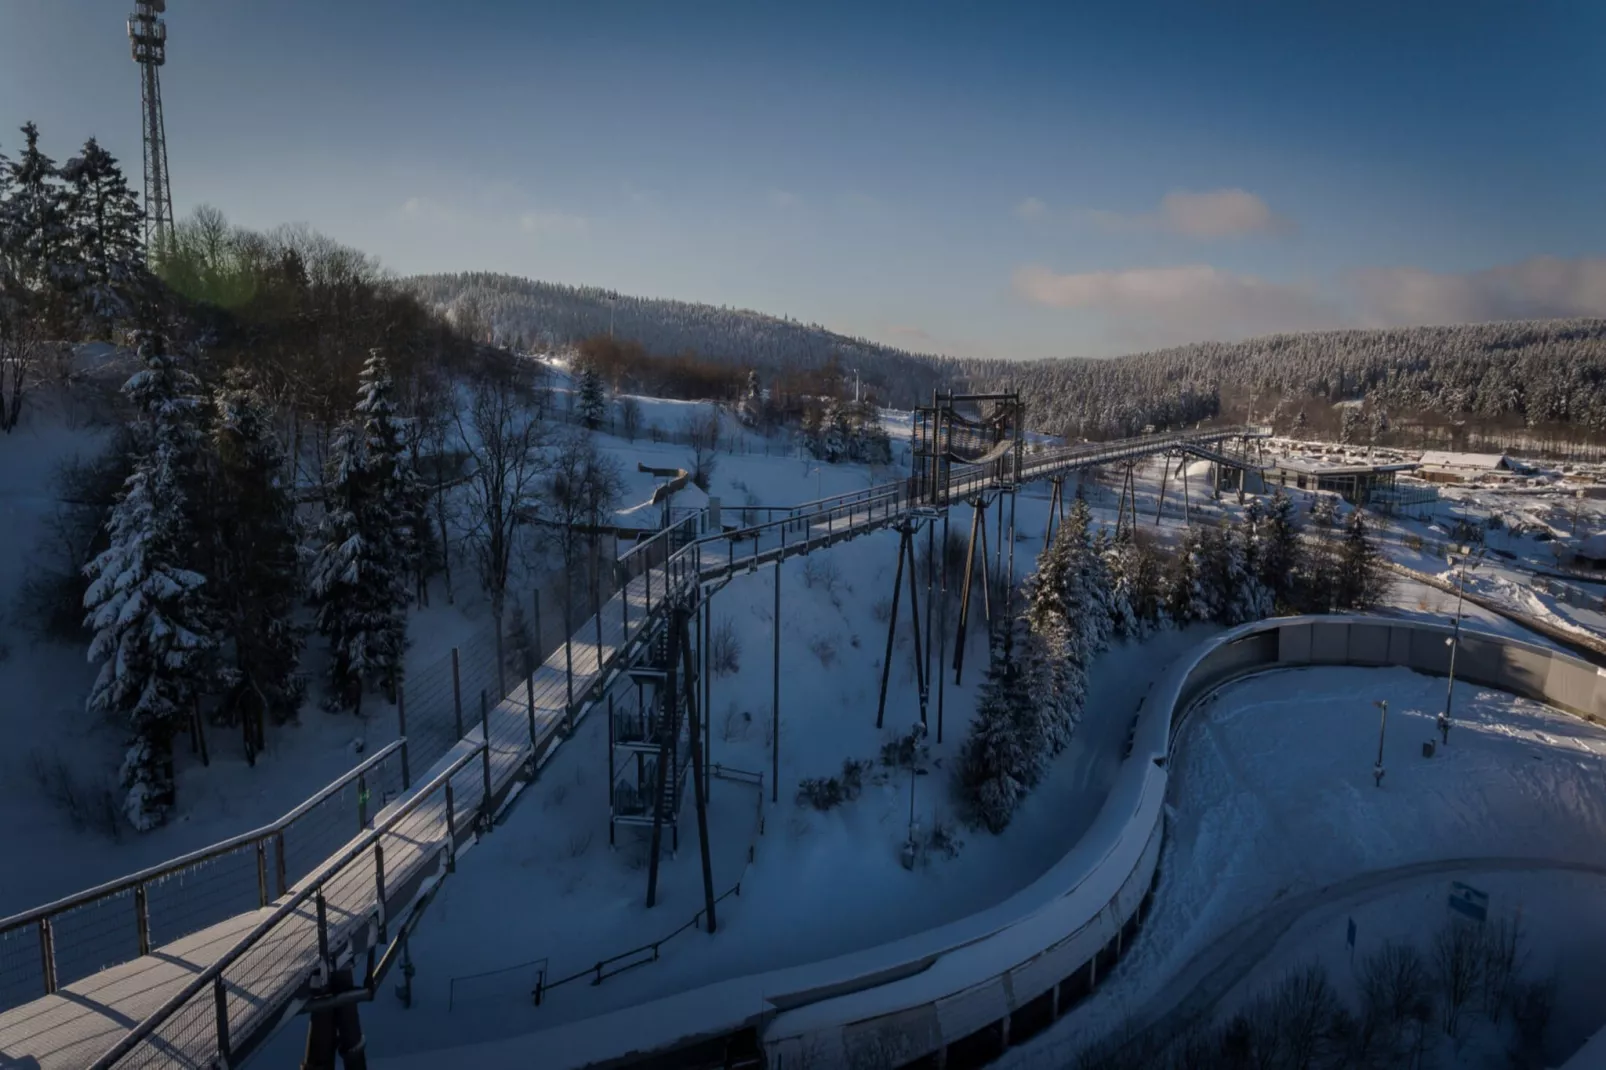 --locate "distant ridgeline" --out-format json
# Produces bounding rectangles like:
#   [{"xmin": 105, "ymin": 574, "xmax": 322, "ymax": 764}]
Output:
[
  {"xmin": 405, "ymin": 272, "xmax": 956, "ymax": 410},
  {"xmin": 406, "ymin": 272, "xmax": 1606, "ymax": 450},
  {"xmin": 957, "ymin": 319, "xmax": 1606, "ymax": 446}
]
